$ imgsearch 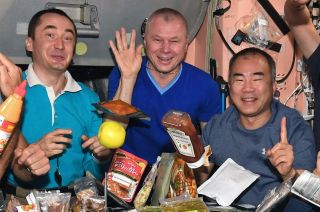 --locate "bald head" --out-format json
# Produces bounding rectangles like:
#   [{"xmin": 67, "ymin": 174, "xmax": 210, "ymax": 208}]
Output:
[{"xmin": 145, "ymin": 8, "xmax": 188, "ymax": 39}]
